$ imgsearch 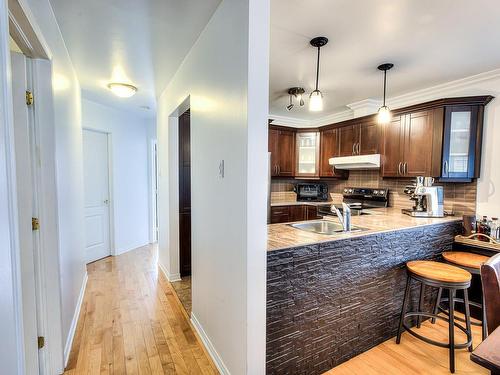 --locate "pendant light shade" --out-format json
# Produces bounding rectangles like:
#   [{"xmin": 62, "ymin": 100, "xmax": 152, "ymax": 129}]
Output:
[
  {"xmin": 377, "ymin": 63, "xmax": 394, "ymax": 124},
  {"xmin": 309, "ymin": 37, "xmax": 328, "ymax": 112}
]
